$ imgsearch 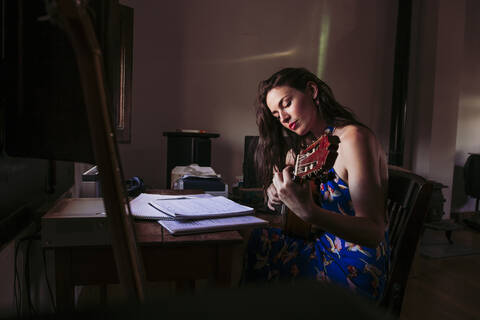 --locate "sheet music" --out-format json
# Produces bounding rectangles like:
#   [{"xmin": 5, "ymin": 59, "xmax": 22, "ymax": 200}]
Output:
[
  {"xmin": 149, "ymin": 196, "xmax": 253, "ymax": 218},
  {"xmin": 129, "ymin": 193, "xmax": 213, "ymax": 220}
]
